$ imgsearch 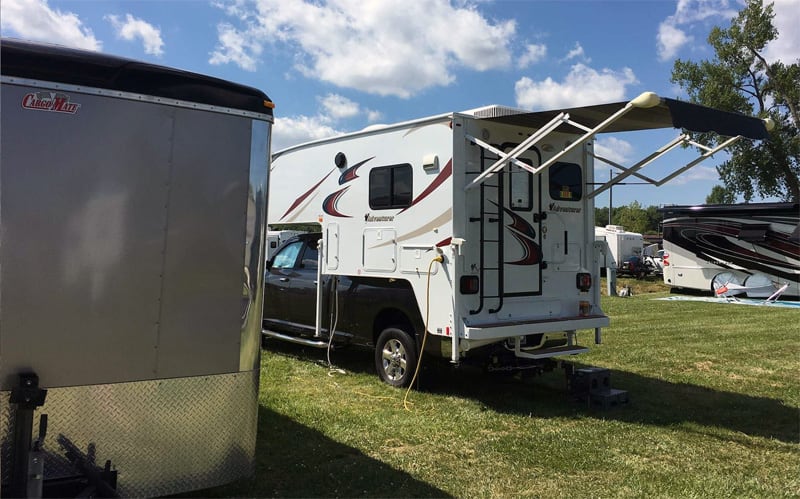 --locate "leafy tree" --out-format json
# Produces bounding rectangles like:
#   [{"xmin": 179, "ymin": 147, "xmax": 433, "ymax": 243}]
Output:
[
  {"xmin": 614, "ymin": 201, "xmax": 651, "ymax": 234},
  {"xmin": 671, "ymin": 0, "xmax": 799, "ymax": 202},
  {"xmin": 705, "ymin": 184, "xmax": 736, "ymax": 204}
]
